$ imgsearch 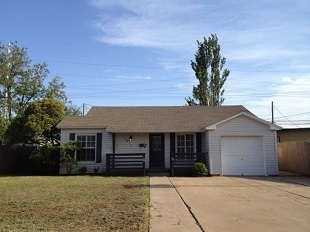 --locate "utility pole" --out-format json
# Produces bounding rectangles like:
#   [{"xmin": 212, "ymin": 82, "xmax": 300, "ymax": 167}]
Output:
[
  {"xmin": 271, "ymin": 101, "xmax": 274, "ymax": 124},
  {"xmin": 82, "ymin": 103, "xmax": 85, "ymax": 116}
]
